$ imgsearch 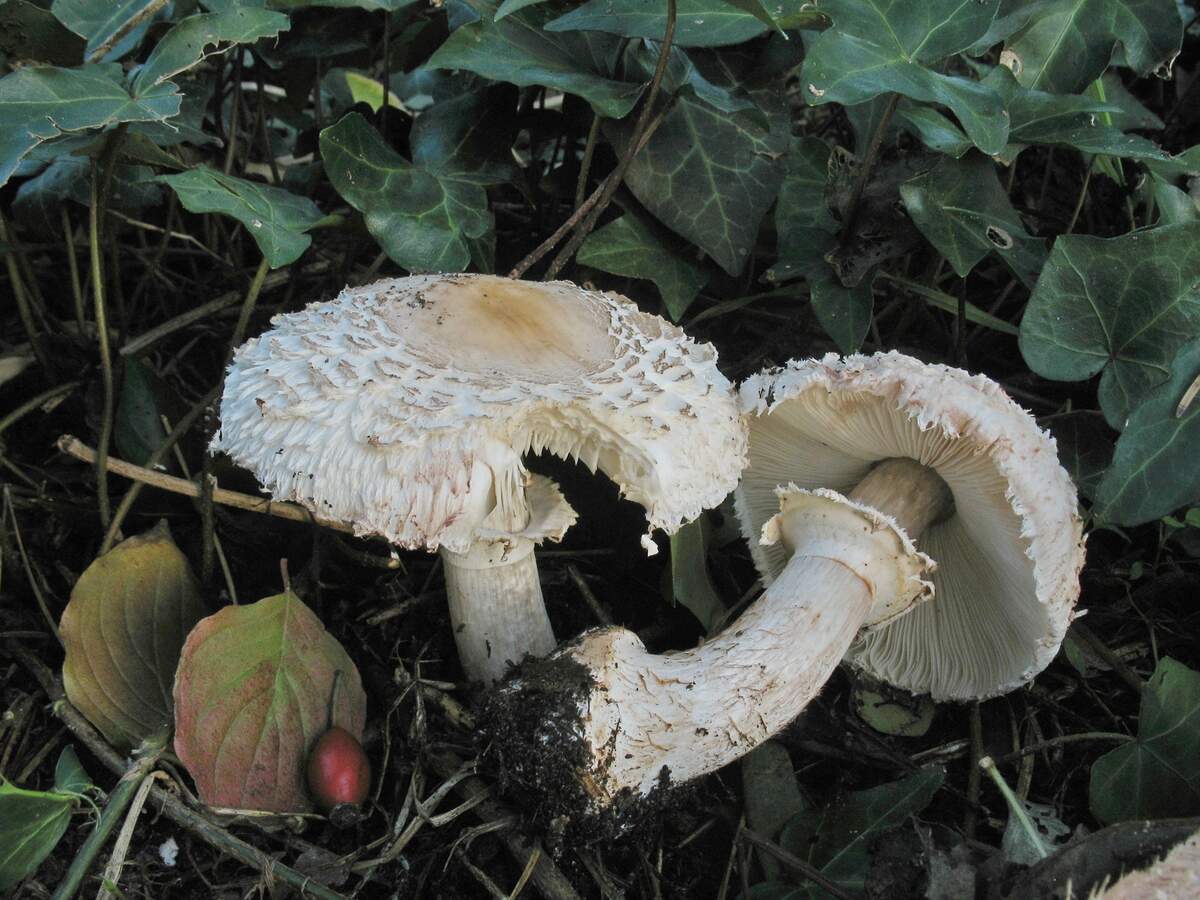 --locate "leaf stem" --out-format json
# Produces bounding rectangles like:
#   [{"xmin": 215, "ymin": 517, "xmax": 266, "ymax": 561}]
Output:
[
  {"xmin": 737, "ymin": 826, "xmax": 857, "ymax": 900},
  {"xmin": 89, "ymin": 127, "xmax": 128, "ymax": 530},
  {"xmin": 979, "ymin": 755, "xmax": 1050, "ymax": 860},
  {"xmin": 0, "ymin": 212, "xmax": 52, "ymax": 374}
]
